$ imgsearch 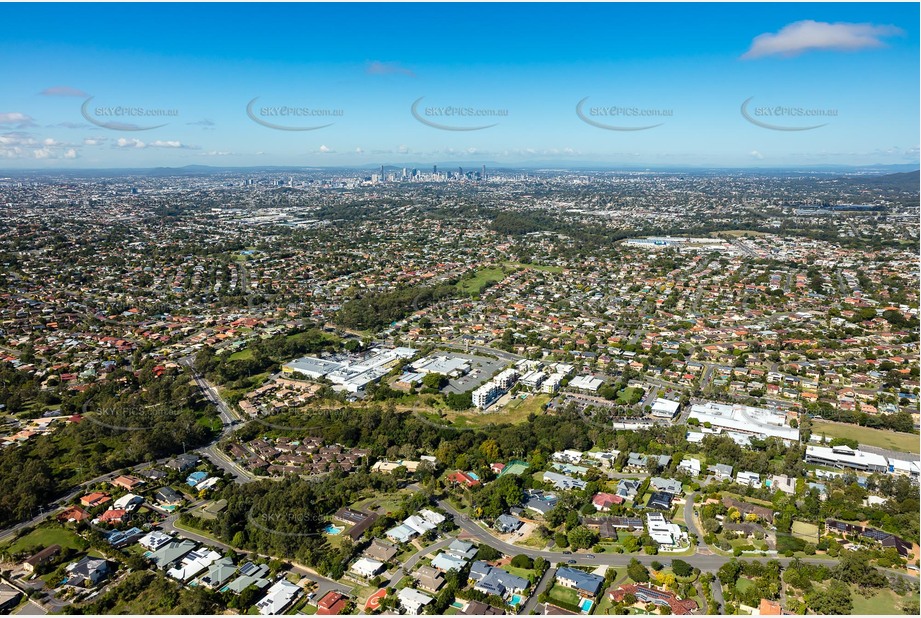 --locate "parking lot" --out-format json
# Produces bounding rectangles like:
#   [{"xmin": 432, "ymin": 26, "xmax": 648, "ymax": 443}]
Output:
[{"xmin": 439, "ymin": 352, "xmax": 509, "ymax": 395}]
